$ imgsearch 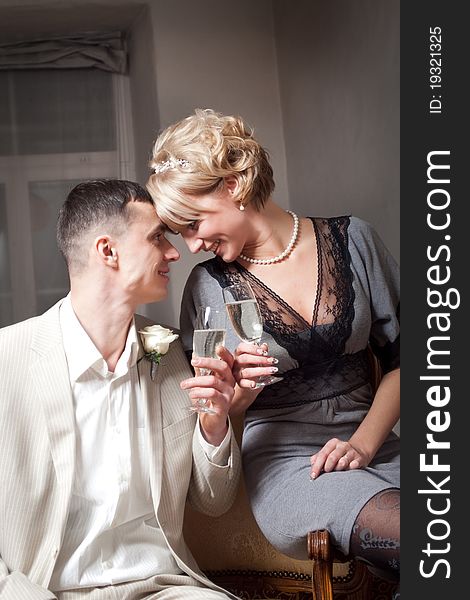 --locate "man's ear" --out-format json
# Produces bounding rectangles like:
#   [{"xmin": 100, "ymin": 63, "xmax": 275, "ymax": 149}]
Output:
[{"xmin": 95, "ymin": 236, "xmax": 118, "ymax": 267}]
